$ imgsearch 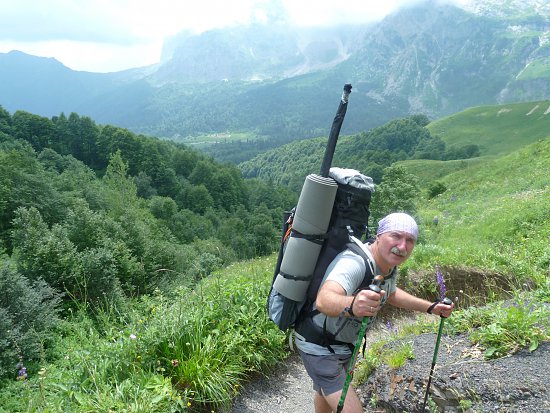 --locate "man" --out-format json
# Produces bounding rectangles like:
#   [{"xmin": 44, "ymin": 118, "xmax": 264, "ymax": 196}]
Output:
[{"xmin": 294, "ymin": 212, "xmax": 454, "ymax": 413}]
